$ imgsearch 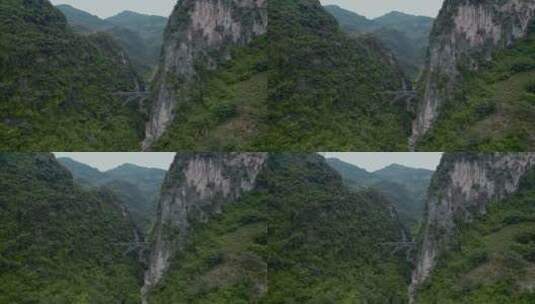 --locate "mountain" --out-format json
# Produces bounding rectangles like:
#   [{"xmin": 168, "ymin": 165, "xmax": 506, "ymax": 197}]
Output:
[
  {"xmin": 143, "ymin": 0, "xmax": 268, "ymax": 150},
  {"xmin": 323, "ymin": 4, "xmax": 374, "ymax": 32},
  {"xmin": 106, "ymin": 10, "xmax": 167, "ymax": 37},
  {"xmin": 327, "ymin": 158, "xmax": 434, "ymax": 230},
  {"xmin": 0, "ymin": 153, "xmax": 143, "ymax": 302},
  {"xmin": 324, "ymin": 5, "xmax": 434, "ymax": 79},
  {"xmin": 411, "ymin": 0, "xmax": 535, "ymax": 151},
  {"xmin": 411, "ymin": 153, "xmax": 535, "ymax": 302},
  {"xmin": 56, "ymin": 5, "xmax": 167, "ymax": 78},
  {"xmin": 263, "ymin": 154, "xmax": 410, "ymax": 303},
  {"xmin": 58, "ymin": 158, "xmax": 167, "ymax": 232},
  {"xmin": 264, "ymin": 0, "xmax": 412, "ymax": 151},
  {"xmin": 143, "ymin": 153, "xmax": 410, "ymax": 302},
  {"xmin": 0, "ymin": 0, "xmax": 145, "ymax": 151},
  {"xmin": 56, "ymin": 4, "xmax": 113, "ymax": 31},
  {"xmin": 106, "ymin": 10, "xmax": 167, "ymax": 78},
  {"xmin": 325, "ymin": 157, "xmax": 381, "ymax": 187}
]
